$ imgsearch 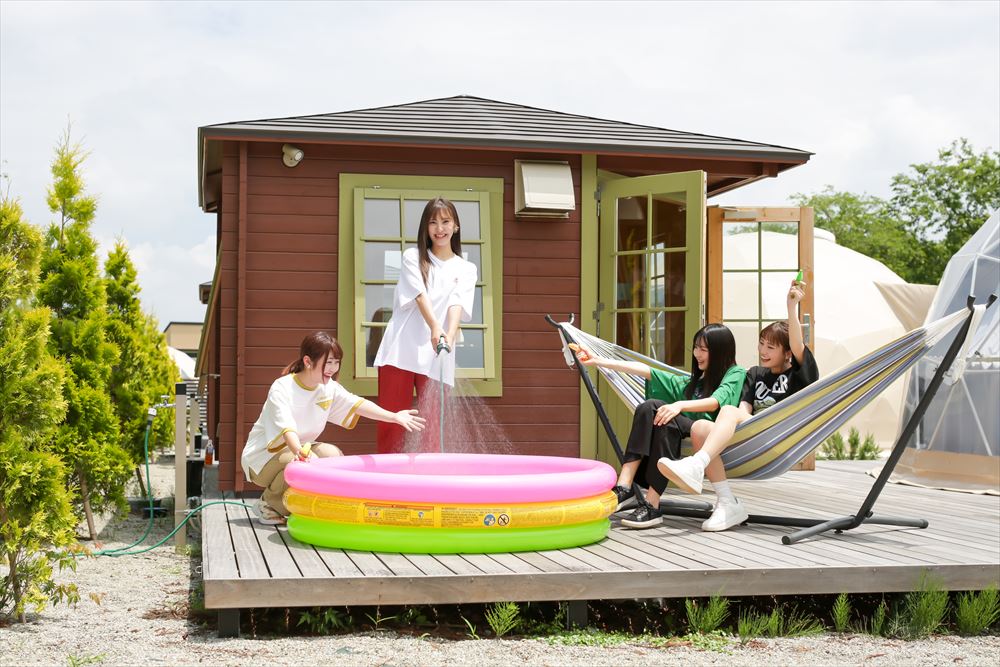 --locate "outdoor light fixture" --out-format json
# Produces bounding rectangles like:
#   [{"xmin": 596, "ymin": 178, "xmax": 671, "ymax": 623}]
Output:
[{"xmin": 282, "ymin": 144, "xmax": 304, "ymax": 168}]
